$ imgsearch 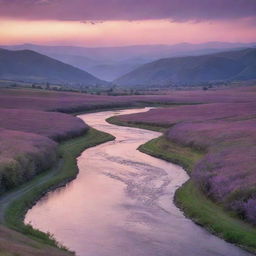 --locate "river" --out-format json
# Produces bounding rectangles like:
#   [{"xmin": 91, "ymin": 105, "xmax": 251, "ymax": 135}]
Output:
[{"xmin": 25, "ymin": 108, "xmax": 251, "ymax": 256}]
